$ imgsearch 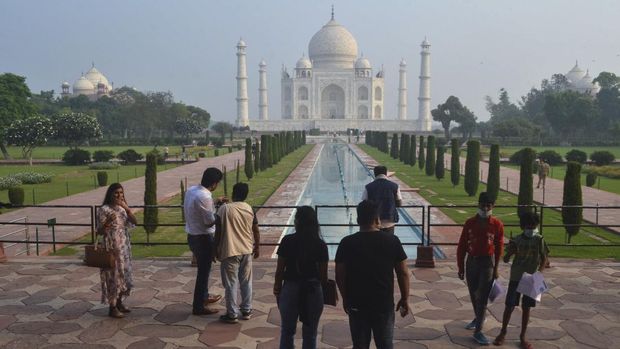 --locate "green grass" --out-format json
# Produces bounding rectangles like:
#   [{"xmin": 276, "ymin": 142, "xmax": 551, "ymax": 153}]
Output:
[
  {"xmin": 53, "ymin": 145, "xmax": 314, "ymax": 257},
  {"xmin": 503, "ymin": 164, "xmax": 620, "ymax": 195},
  {"xmin": 0, "ymin": 163, "xmax": 179, "ymax": 207},
  {"xmin": 359, "ymin": 144, "xmax": 620, "ymax": 260},
  {"xmin": 499, "ymin": 146, "xmax": 620, "ymax": 159},
  {"xmin": 4, "ymin": 145, "xmax": 235, "ymax": 160}
]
